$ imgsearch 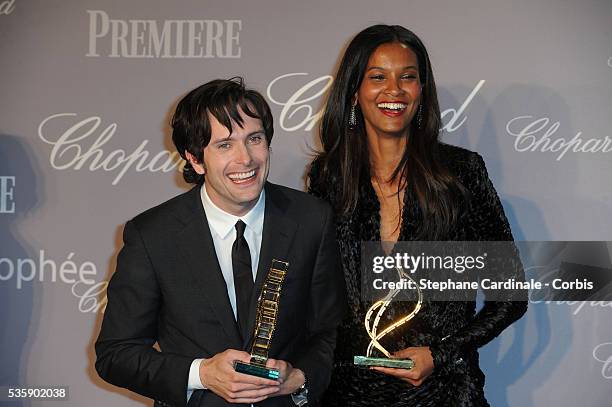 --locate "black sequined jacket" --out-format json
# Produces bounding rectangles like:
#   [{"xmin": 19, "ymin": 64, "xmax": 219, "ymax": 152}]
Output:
[{"xmin": 307, "ymin": 143, "xmax": 528, "ymax": 406}]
